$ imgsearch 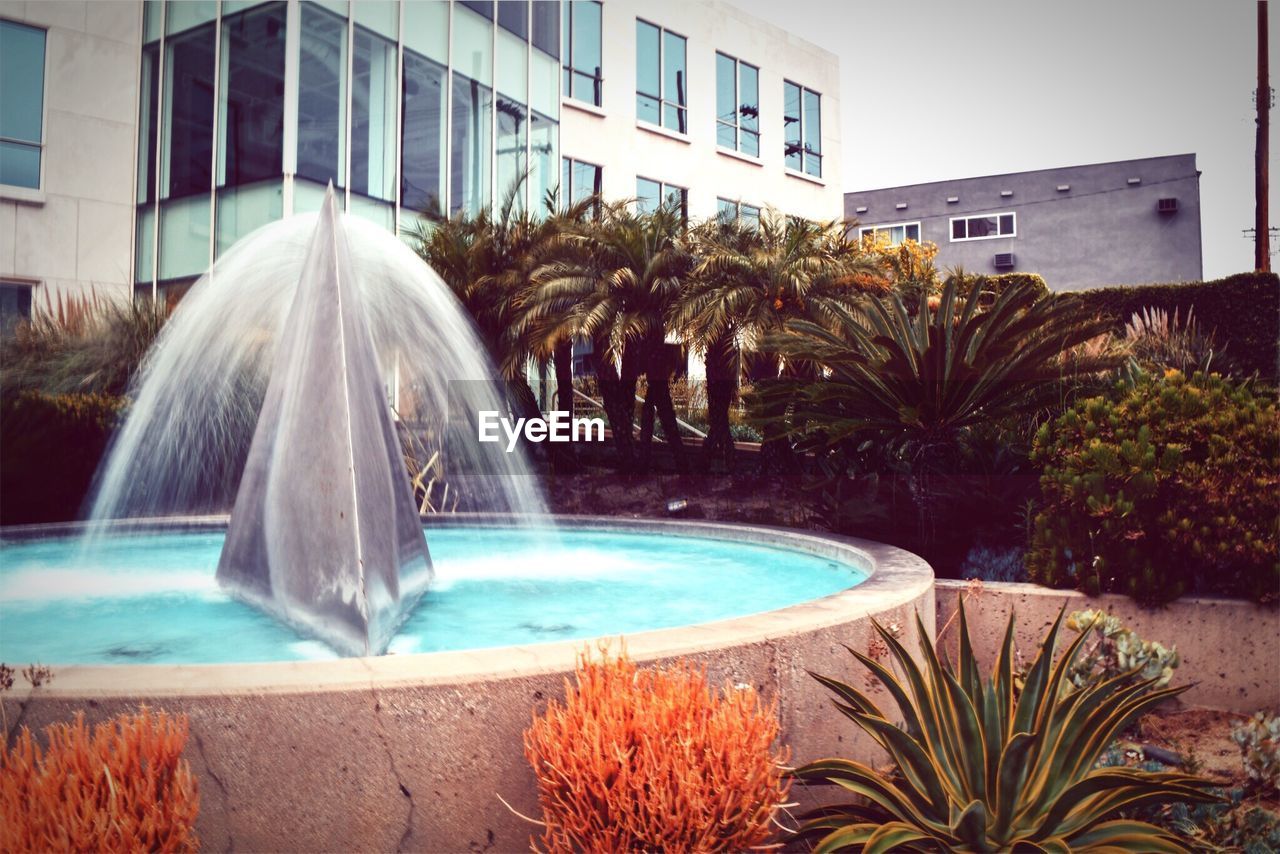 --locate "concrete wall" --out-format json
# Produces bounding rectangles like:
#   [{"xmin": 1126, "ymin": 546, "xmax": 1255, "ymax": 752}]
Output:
[
  {"xmin": 935, "ymin": 579, "xmax": 1279, "ymax": 713},
  {"xmin": 561, "ymin": 0, "xmax": 844, "ymax": 224},
  {"xmin": 0, "ymin": 1, "xmax": 141, "ymax": 306},
  {"xmin": 845, "ymin": 154, "xmax": 1204, "ymax": 292}
]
